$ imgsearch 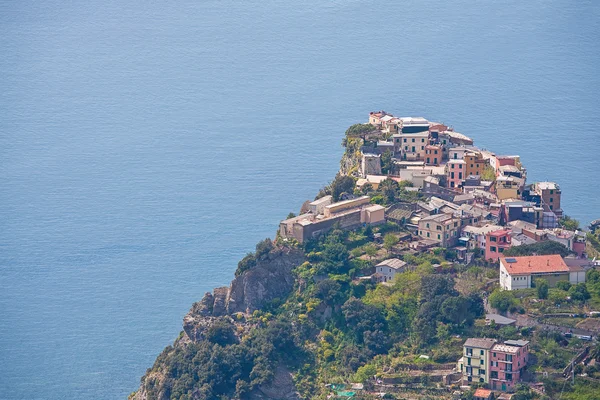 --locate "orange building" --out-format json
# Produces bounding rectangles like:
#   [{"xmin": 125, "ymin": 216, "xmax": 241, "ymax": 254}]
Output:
[{"xmin": 464, "ymin": 151, "xmax": 487, "ymax": 178}]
